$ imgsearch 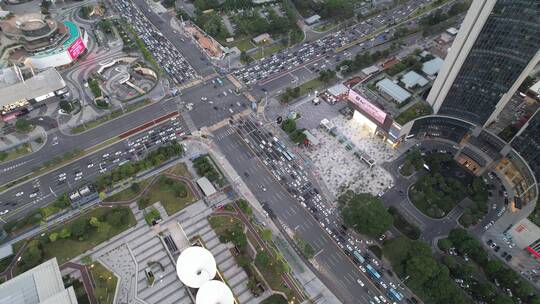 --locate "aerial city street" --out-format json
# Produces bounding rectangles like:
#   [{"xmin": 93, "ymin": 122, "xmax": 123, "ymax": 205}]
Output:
[{"xmin": 0, "ymin": 0, "xmax": 538, "ymax": 304}]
